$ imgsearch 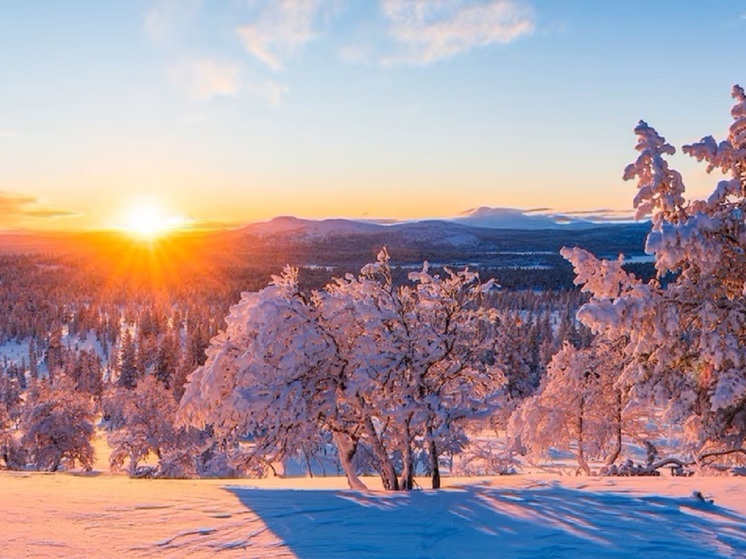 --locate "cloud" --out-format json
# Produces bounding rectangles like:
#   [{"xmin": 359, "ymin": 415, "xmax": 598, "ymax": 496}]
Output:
[
  {"xmin": 555, "ymin": 208, "xmax": 637, "ymax": 222},
  {"xmin": 24, "ymin": 208, "xmax": 82, "ymax": 219},
  {"xmin": 144, "ymin": 0, "xmax": 203, "ymax": 44},
  {"xmin": 381, "ymin": 0, "xmax": 534, "ymax": 65},
  {"xmin": 0, "ymin": 192, "xmax": 81, "ymax": 228},
  {"xmin": 167, "ymin": 58, "xmax": 242, "ymax": 101},
  {"xmin": 0, "ymin": 192, "xmax": 36, "ymax": 212},
  {"xmin": 145, "ymin": 0, "xmax": 536, "ymax": 106},
  {"xmin": 526, "ymin": 207, "xmax": 637, "ymax": 222},
  {"xmin": 237, "ymin": 0, "xmax": 336, "ymax": 71},
  {"xmin": 182, "ymin": 217, "xmax": 246, "ymax": 231}
]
